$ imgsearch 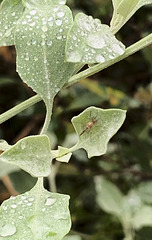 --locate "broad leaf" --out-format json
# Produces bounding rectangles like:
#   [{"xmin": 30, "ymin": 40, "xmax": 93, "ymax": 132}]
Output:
[
  {"xmin": 110, "ymin": 0, "xmax": 152, "ymax": 33},
  {"xmin": 72, "ymin": 107, "xmax": 126, "ymax": 158},
  {"xmin": 133, "ymin": 206, "xmax": 152, "ymax": 230},
  {"xmin": 95, "ymin": 176, "xmax": 124, "ymax": 217},
  {"xmin": 65, "ymin": 13, "xmax": 125, "ymax": 64},
  {"xmin": 0, "ymin": 0, "xmax": 25, "ymax": 46},
  {"xmin": 0, "ymin": 135, "xmax": 52, "ymax": 177},
  {"xmin": 0, "ymin": 179, "xmax": 71, "ymax": 239},
  {"xmin": 14, "ymin": 1, "xmax": 75, "ymax": 126}
]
